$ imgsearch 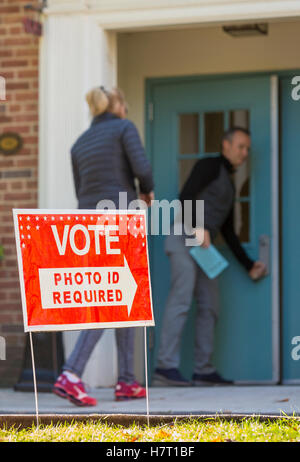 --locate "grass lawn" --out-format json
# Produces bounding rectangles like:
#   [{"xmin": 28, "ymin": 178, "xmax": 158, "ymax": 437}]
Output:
[{"xmin": 1, "ymin": 417, "xmax": 300, "ymax": 442}]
